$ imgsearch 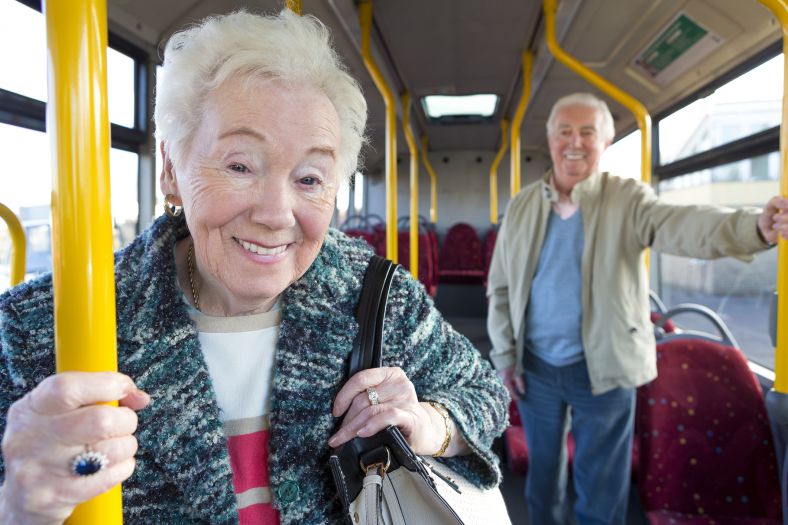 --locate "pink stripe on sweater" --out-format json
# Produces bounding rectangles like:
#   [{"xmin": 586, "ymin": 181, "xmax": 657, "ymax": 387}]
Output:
[{"xmin": 227, "ymin": 429, "xmax": 271, "ymax": 494}]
